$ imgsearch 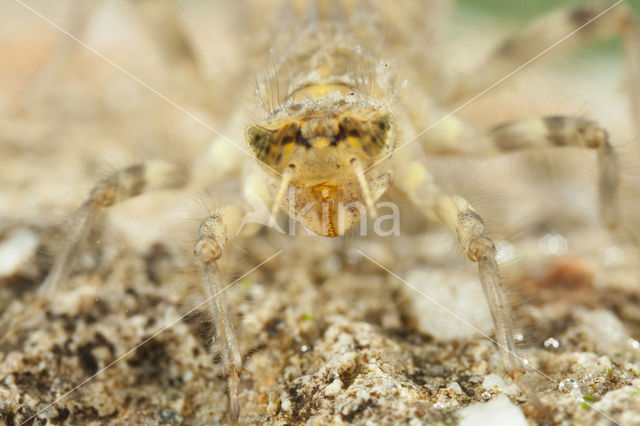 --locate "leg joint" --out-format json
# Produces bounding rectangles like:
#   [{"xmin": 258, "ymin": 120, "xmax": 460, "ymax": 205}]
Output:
[
  {"xmin": 194, "ymin": 237, "xmax": 222, "ymax": 263},
  {"xmin": 456, "ymin": 209, "xmax": 495, "ymax": 262},
  {"xmin": 195, "ymin": 213, "xmax": 230, "ymax": 262}
]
